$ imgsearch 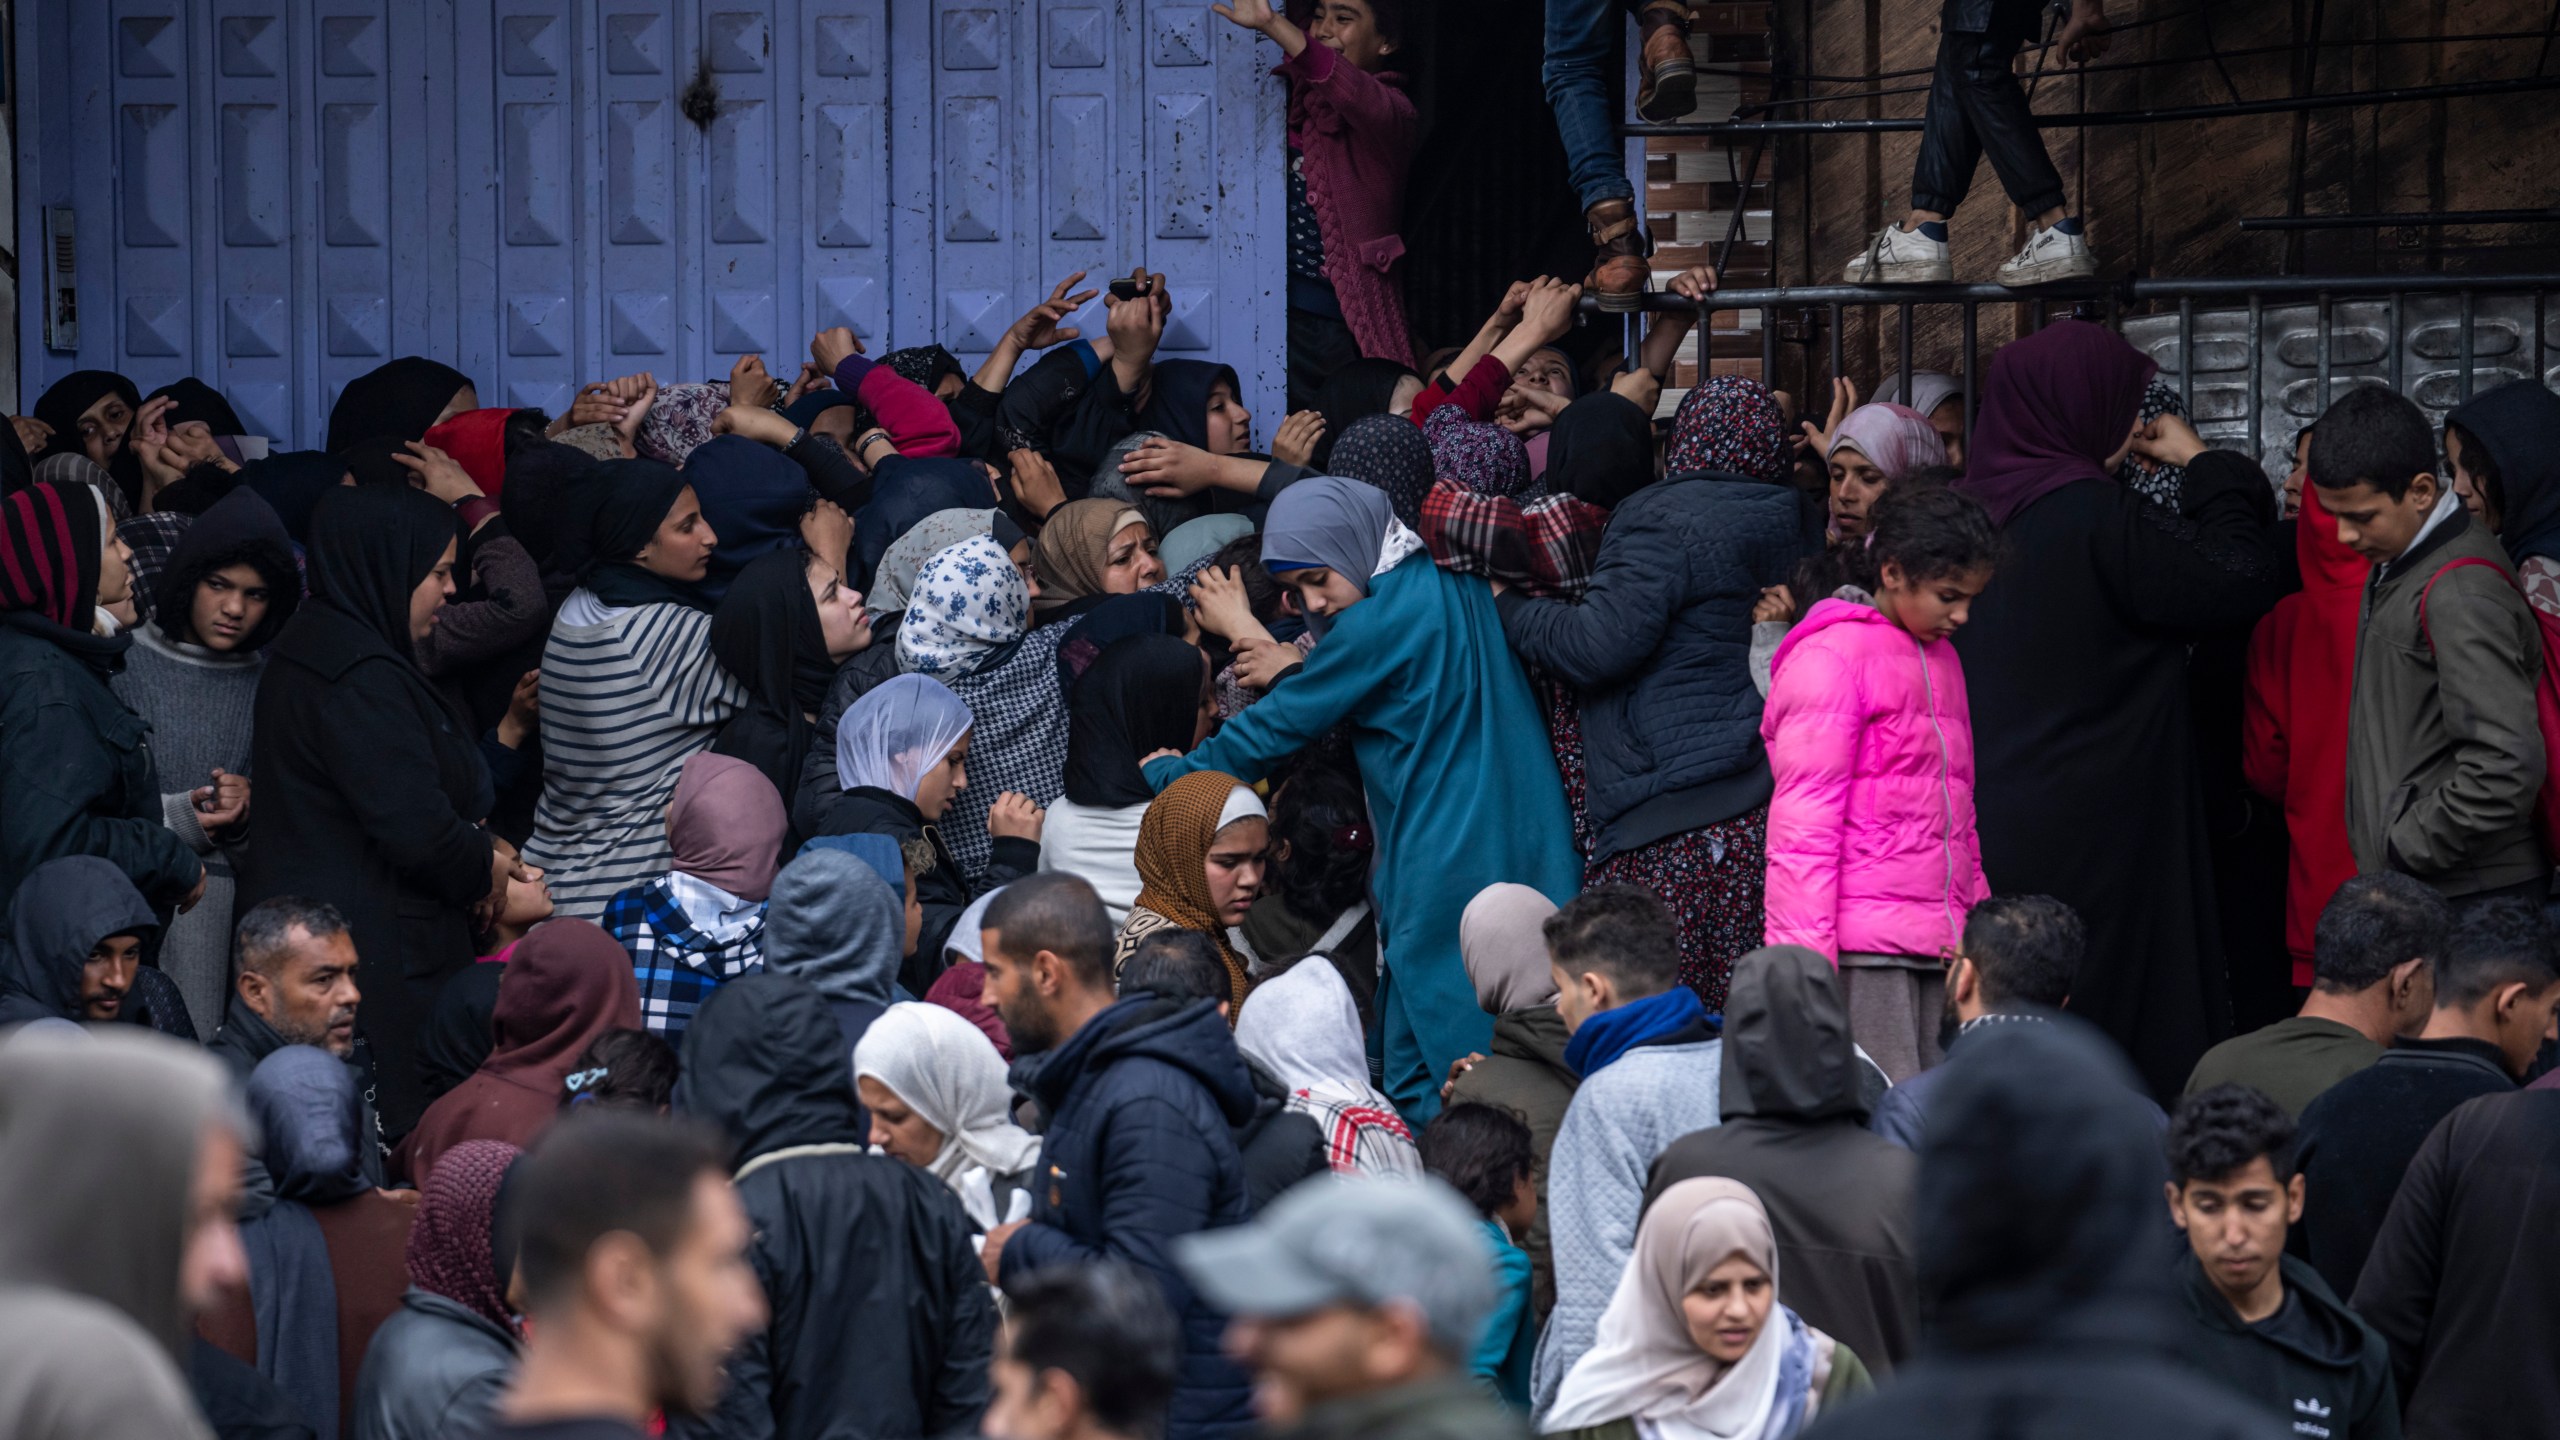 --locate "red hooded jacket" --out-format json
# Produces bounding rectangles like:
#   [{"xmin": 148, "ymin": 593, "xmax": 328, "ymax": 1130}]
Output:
[{"xmin": 2243, "ymin": 484, "xmax": 2368, "ymax": 985}]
